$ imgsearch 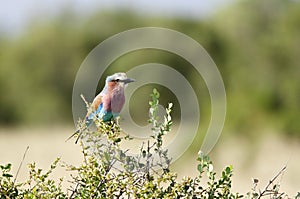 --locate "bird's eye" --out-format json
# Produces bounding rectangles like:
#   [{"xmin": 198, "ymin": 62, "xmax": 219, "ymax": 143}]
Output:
[{"xmin": 111, "ymin": 79, "xmax": 120, "ymax": 83}]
